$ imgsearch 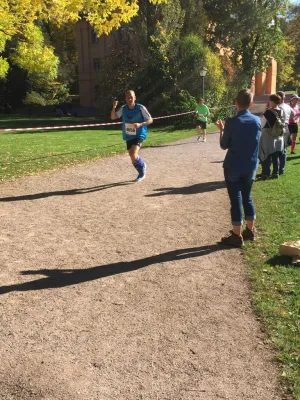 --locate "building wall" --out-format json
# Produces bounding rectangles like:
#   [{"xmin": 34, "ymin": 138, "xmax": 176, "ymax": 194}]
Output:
[
  {"xmin": 254, "ymin": 59, "xmax": 277, "ymax": 96},
  {"xmin": 76, "ymin": 20, "xmax": 112, "ymax": 107}
]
